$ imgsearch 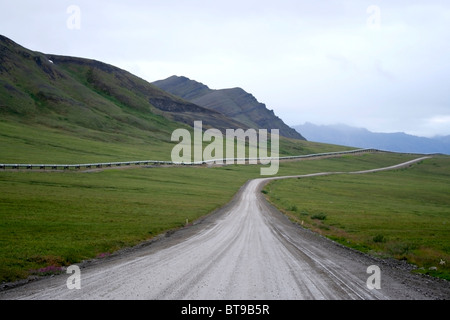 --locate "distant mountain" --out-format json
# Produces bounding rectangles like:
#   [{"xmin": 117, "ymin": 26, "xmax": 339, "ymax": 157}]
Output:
[
  {"xmin": 434, "ymin": 135, "xmax": 450, "ymax": 144},
  {"xmin": 152, "ymin": 75, "xmax": 306, "ymax": 140},
  {"xmin": 293, "ymin": 122, "xmax": 450, "ymax": 155}
]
